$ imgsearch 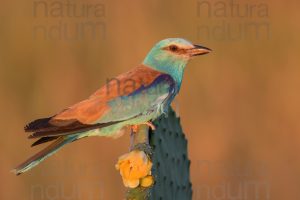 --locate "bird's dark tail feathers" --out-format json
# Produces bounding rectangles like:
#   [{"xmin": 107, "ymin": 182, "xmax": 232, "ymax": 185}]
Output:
[{"xmin": 12, "ymin": 136, "xmax": 75, "ymax": 175}]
